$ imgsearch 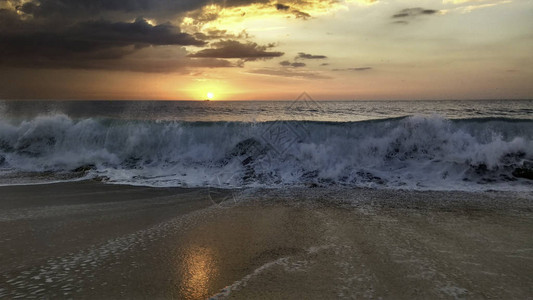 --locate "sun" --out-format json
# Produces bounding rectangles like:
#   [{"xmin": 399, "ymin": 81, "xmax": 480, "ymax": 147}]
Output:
[{"xmin": 206, "ymin": 92, "xmax": 214, "ymax": 100}]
